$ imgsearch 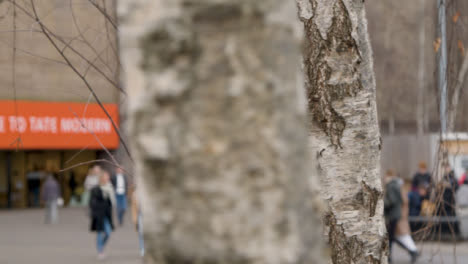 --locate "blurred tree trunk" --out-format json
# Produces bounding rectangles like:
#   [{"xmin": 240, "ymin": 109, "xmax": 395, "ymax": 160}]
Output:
[
  {"xmin": 446, "ymin": 0, "xmax": 468, "ymax": 131},
  {"xmin": 297, "ymin": 0, "xmax": 387, "ymax": 263},
  {"xmin": 119, "ymin": 1, "xmax": 324, "ymax": 263},
  {"xmin": 416, "ymin": 0, "xmax": 426, "ymax": 135},
  {"xmin": 448, "ymin": 54, "xmax": 468, "ymax": 132}
]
